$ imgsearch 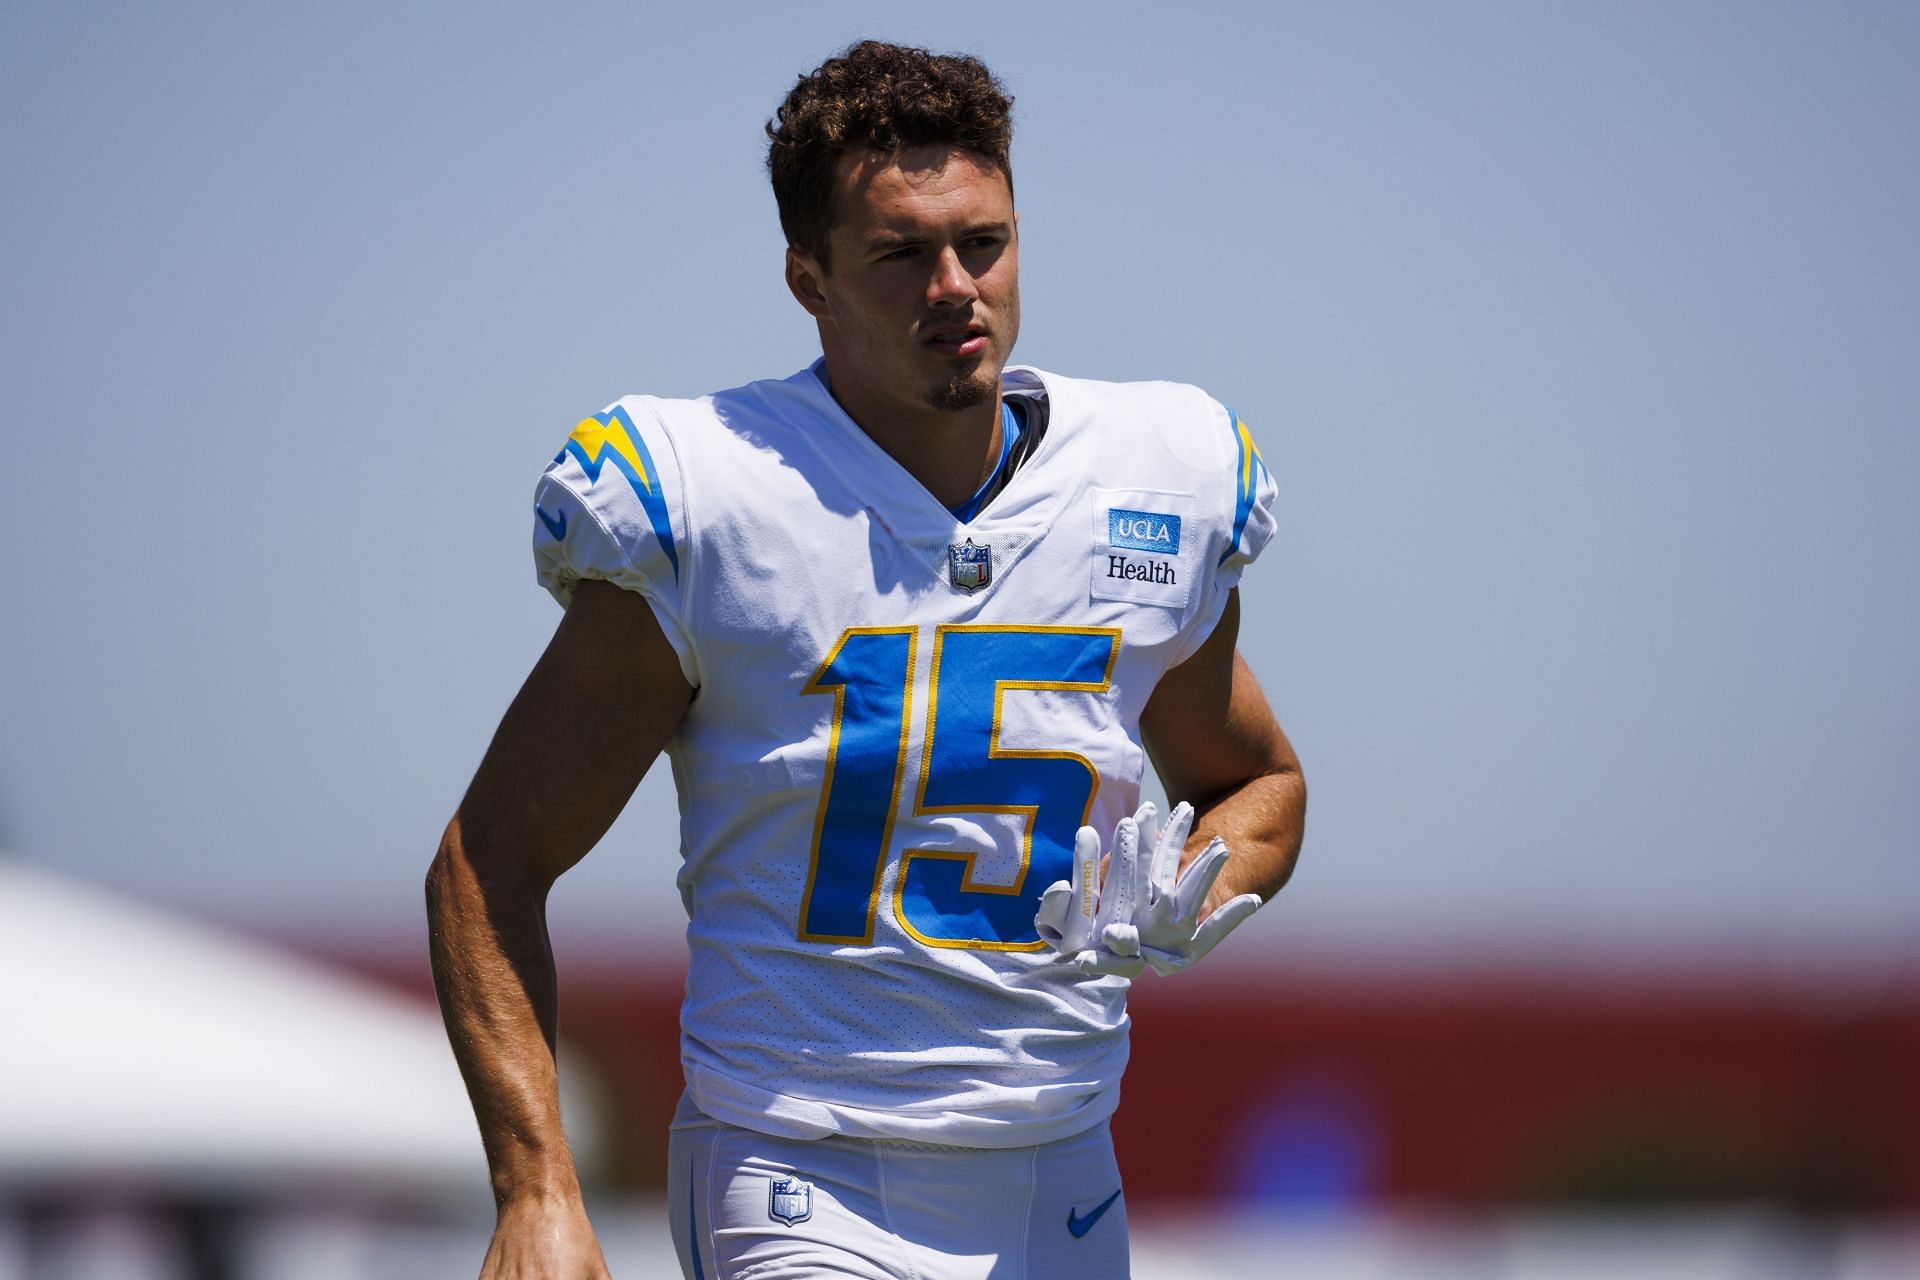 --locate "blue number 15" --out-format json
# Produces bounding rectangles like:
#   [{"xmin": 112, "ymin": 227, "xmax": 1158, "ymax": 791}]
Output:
[{"xmin": 799, "ymin": 624, "xmax": 1120, "ymax": 951}]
